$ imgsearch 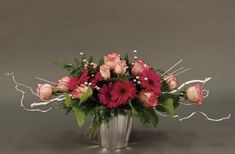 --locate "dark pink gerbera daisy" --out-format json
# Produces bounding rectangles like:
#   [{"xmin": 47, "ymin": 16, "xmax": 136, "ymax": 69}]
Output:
[
  {"xmin": 111, "ymin": 81, "xmax": 136, "ymax": 106},
  {"xmin": 98, "ymin": 82, "xmax": 118, "ymax": 108},
  {"xmin": 98, "ymin": 81, "xmax": 136, "ymax": 108},
  {"xmin": 139, "ymin": 68, "xmax": 162, "ymax": 95},
  {"xmin": 77, "ymin": 68, "xmax": 89, "ymax": 84},
  {"xmin": 67, "ymin": 69, "xmax": 89, "ymax": 90},
  {"xmin": 67, "ymin": 76, "xmax": 79, "ymax": 90},
  {"xmin": 89, "ymin": 72, "xmax": 103, "ymax": 88}
]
